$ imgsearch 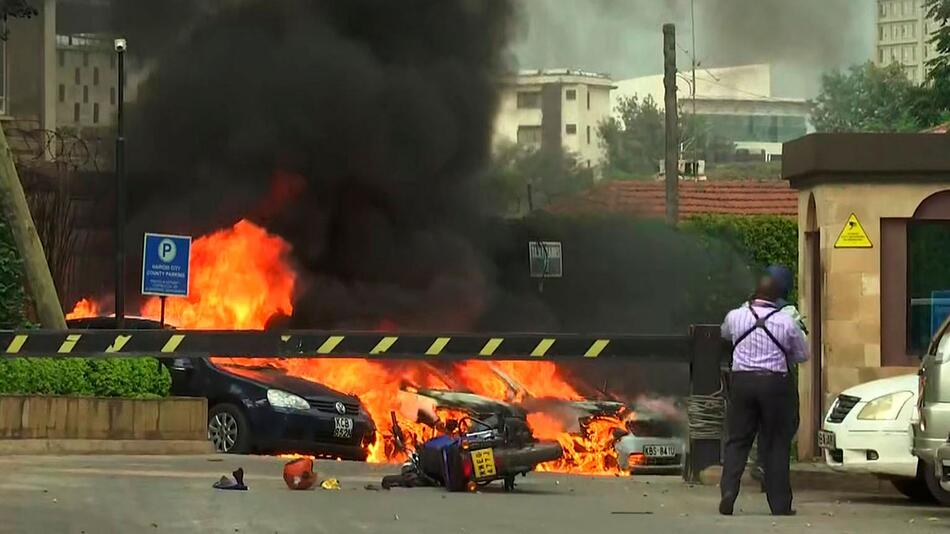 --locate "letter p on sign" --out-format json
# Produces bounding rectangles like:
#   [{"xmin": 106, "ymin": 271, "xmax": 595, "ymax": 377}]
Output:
[{"xmin": 158, "ymin": 239, "xmax": 177, "ymax": 263}]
